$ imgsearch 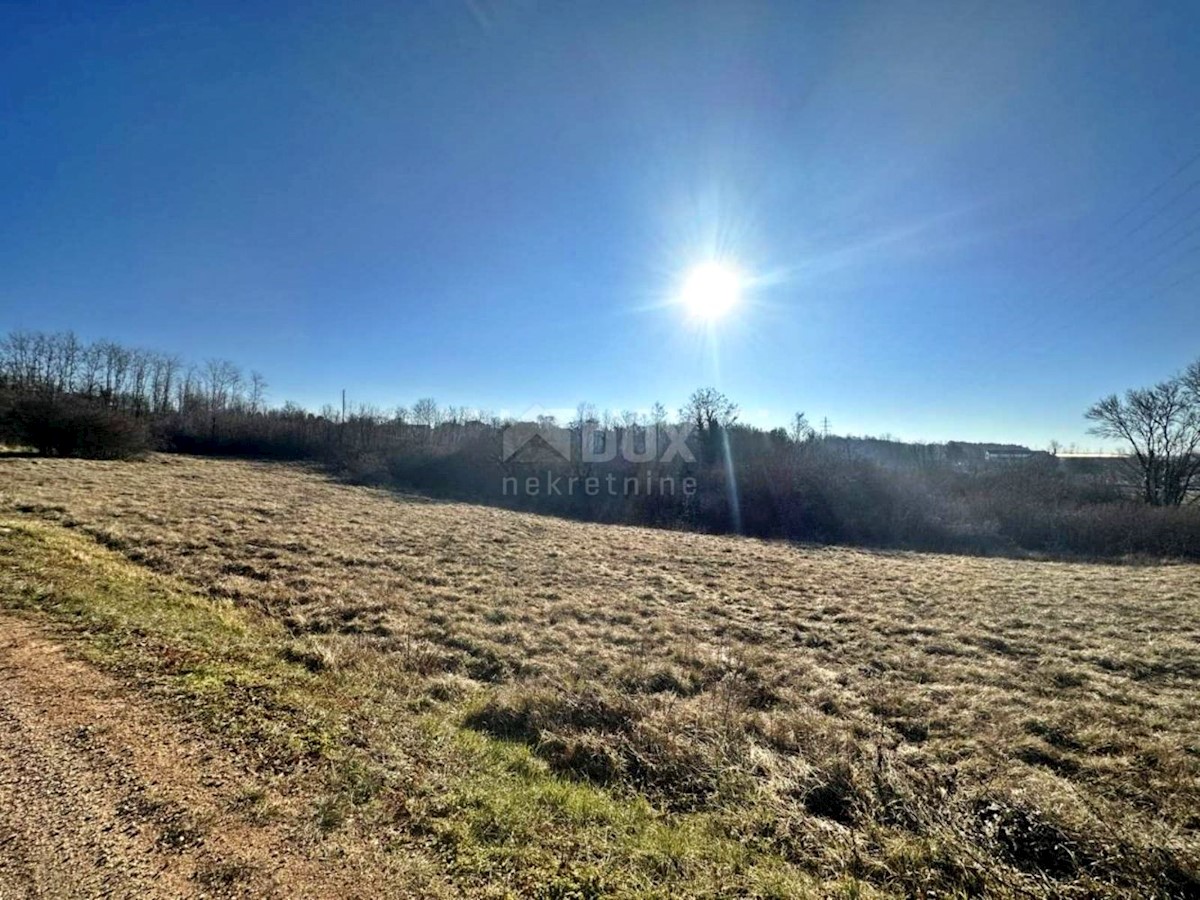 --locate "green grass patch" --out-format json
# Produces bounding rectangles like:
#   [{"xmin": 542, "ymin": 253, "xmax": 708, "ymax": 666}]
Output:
[
  {"xmin": 0, "ymin": 518, "xmax": 819, "ymax": 898},
  {"xmin": 0, "ymin": 519, "xmax": 344, "ymax": 768}
]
